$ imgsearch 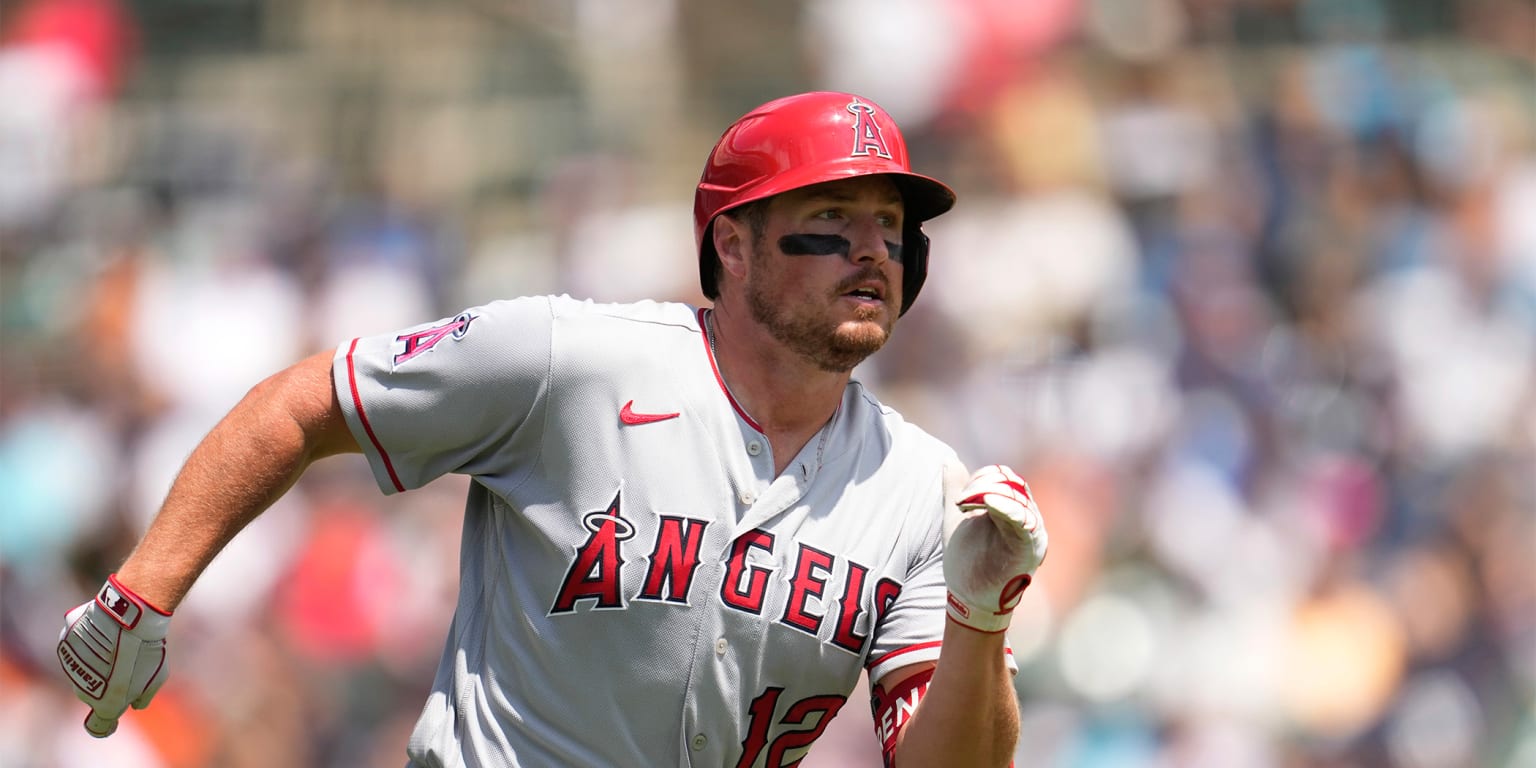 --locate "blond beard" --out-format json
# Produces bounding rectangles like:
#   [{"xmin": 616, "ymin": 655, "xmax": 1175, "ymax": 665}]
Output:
[{"xmin": 746, "ymin": 282, "xmax": 893, "ymax": 373}]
